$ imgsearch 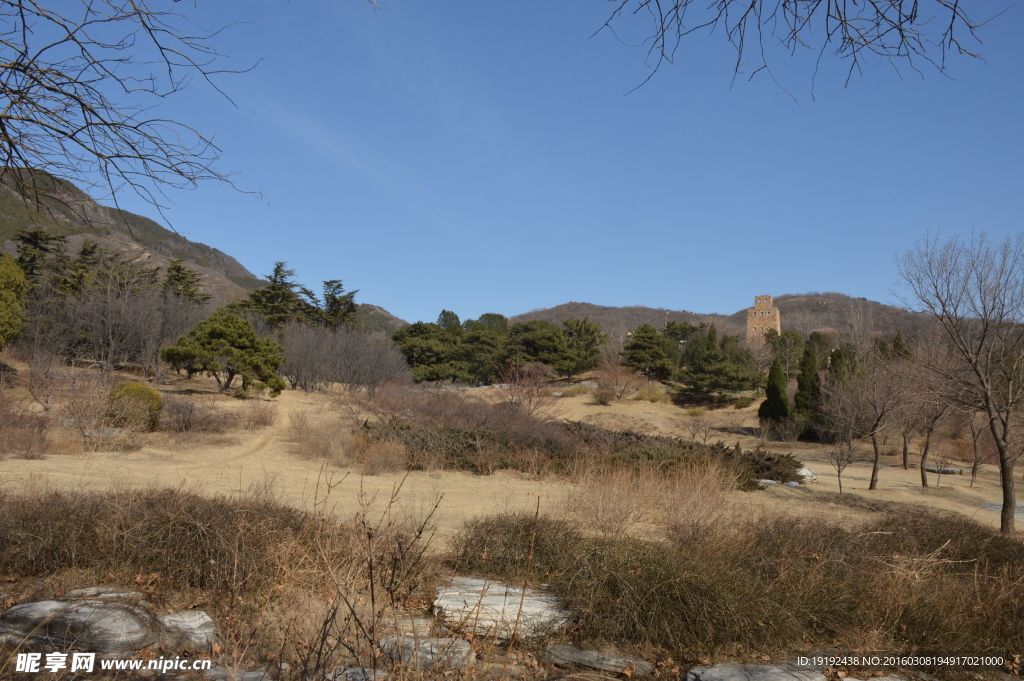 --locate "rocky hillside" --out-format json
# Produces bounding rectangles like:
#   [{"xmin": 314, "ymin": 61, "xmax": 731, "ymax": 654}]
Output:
[
  {"xmin": 0, "ymin": 173, "xmax": 261, "ymax": 305},
  {"xmin": 514, "ymin": 293, "xmax": 929, "ymax": 341}
]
